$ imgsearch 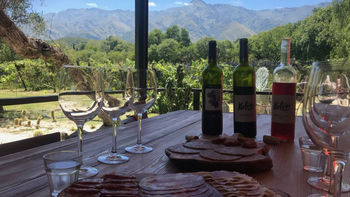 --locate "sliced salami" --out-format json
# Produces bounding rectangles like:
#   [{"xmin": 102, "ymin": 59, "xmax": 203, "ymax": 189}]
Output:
[
  {"xmin": 199, "ymin": 150, "xmax": 242, "ymax": 161},
  {"xmin": 214, "ymin": 146, "xmax": 256, "ymax": 156},
  {"xmin": 139, "ymin": 174, "xmax": 205, "ymax": 191},
  {"xmin": 168, "ymin": 144, "xmax": 200, "ymax": 154},
  {"xmin": 183, "ymin": 141, "xmax": 218, "ymax": 150}
]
